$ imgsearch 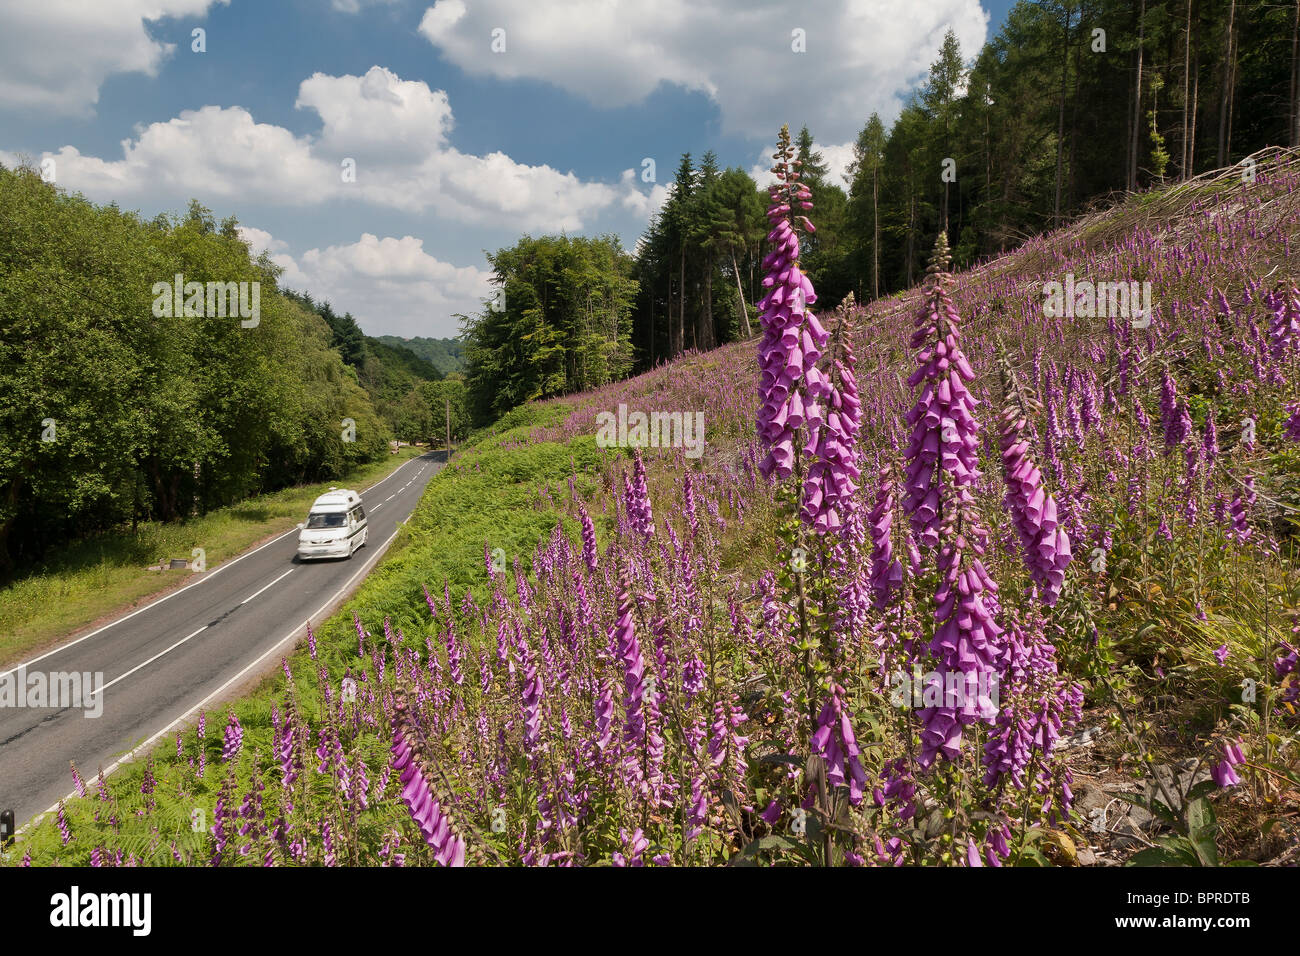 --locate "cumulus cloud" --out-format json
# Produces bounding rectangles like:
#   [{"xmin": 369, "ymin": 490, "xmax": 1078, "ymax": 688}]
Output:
[
  {"xmin": 239, "ymin": 227, "xmax": 494, "ymax": 338},
  {"xmin": 617, "ymin": 168, "xmax": 670, "ymax": 219},
  {"xmin": 295, "ymin": 68, "xmax": 455, "ymax": 161},
  {"xmin": 0, "ymin": 0, "xmax": 227, "ymax": 116},
  {"xmin": 25, "ymin": 66, "xmax": 654, "ymax": 233},
  {"xmin": 418, "ymin": 0, "xmax": 987, "ymax": 142},
  {"xmin": 749, "ymin": 140, "xmax": 858, "ymax": 191}
]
